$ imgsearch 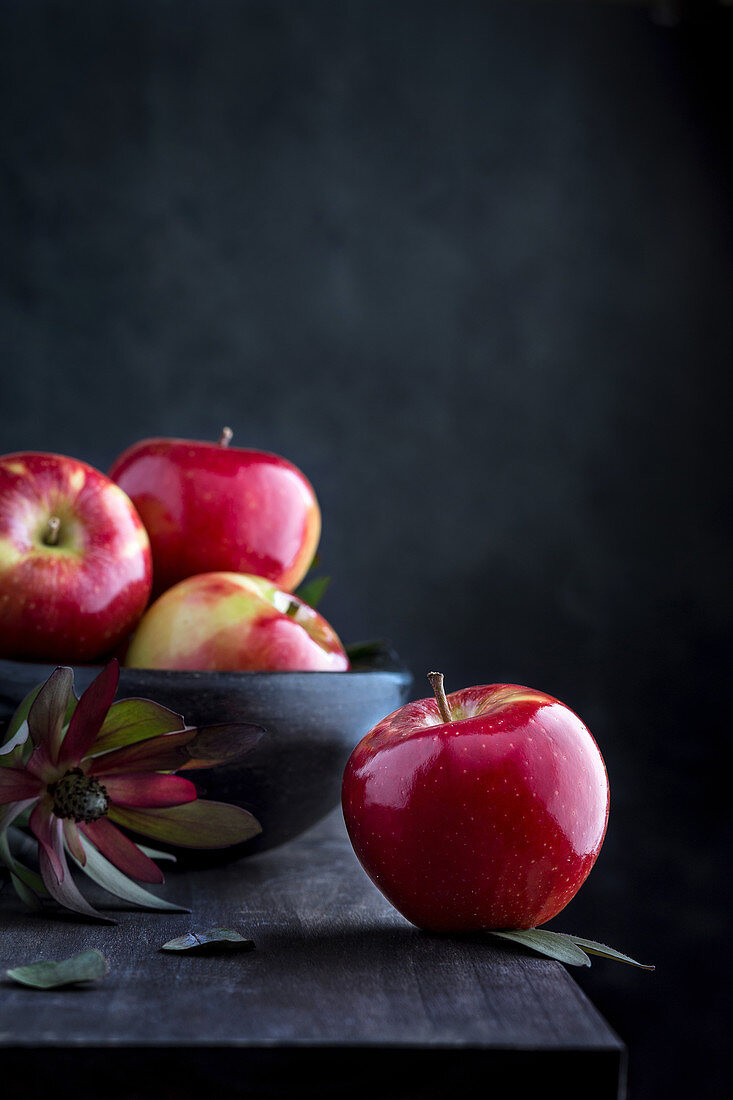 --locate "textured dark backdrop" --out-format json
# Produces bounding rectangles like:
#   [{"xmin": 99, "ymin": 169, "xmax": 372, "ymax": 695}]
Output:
[{"xmin": 1, "ymin": 2, "xmax": 730, "ymax": 1098}]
